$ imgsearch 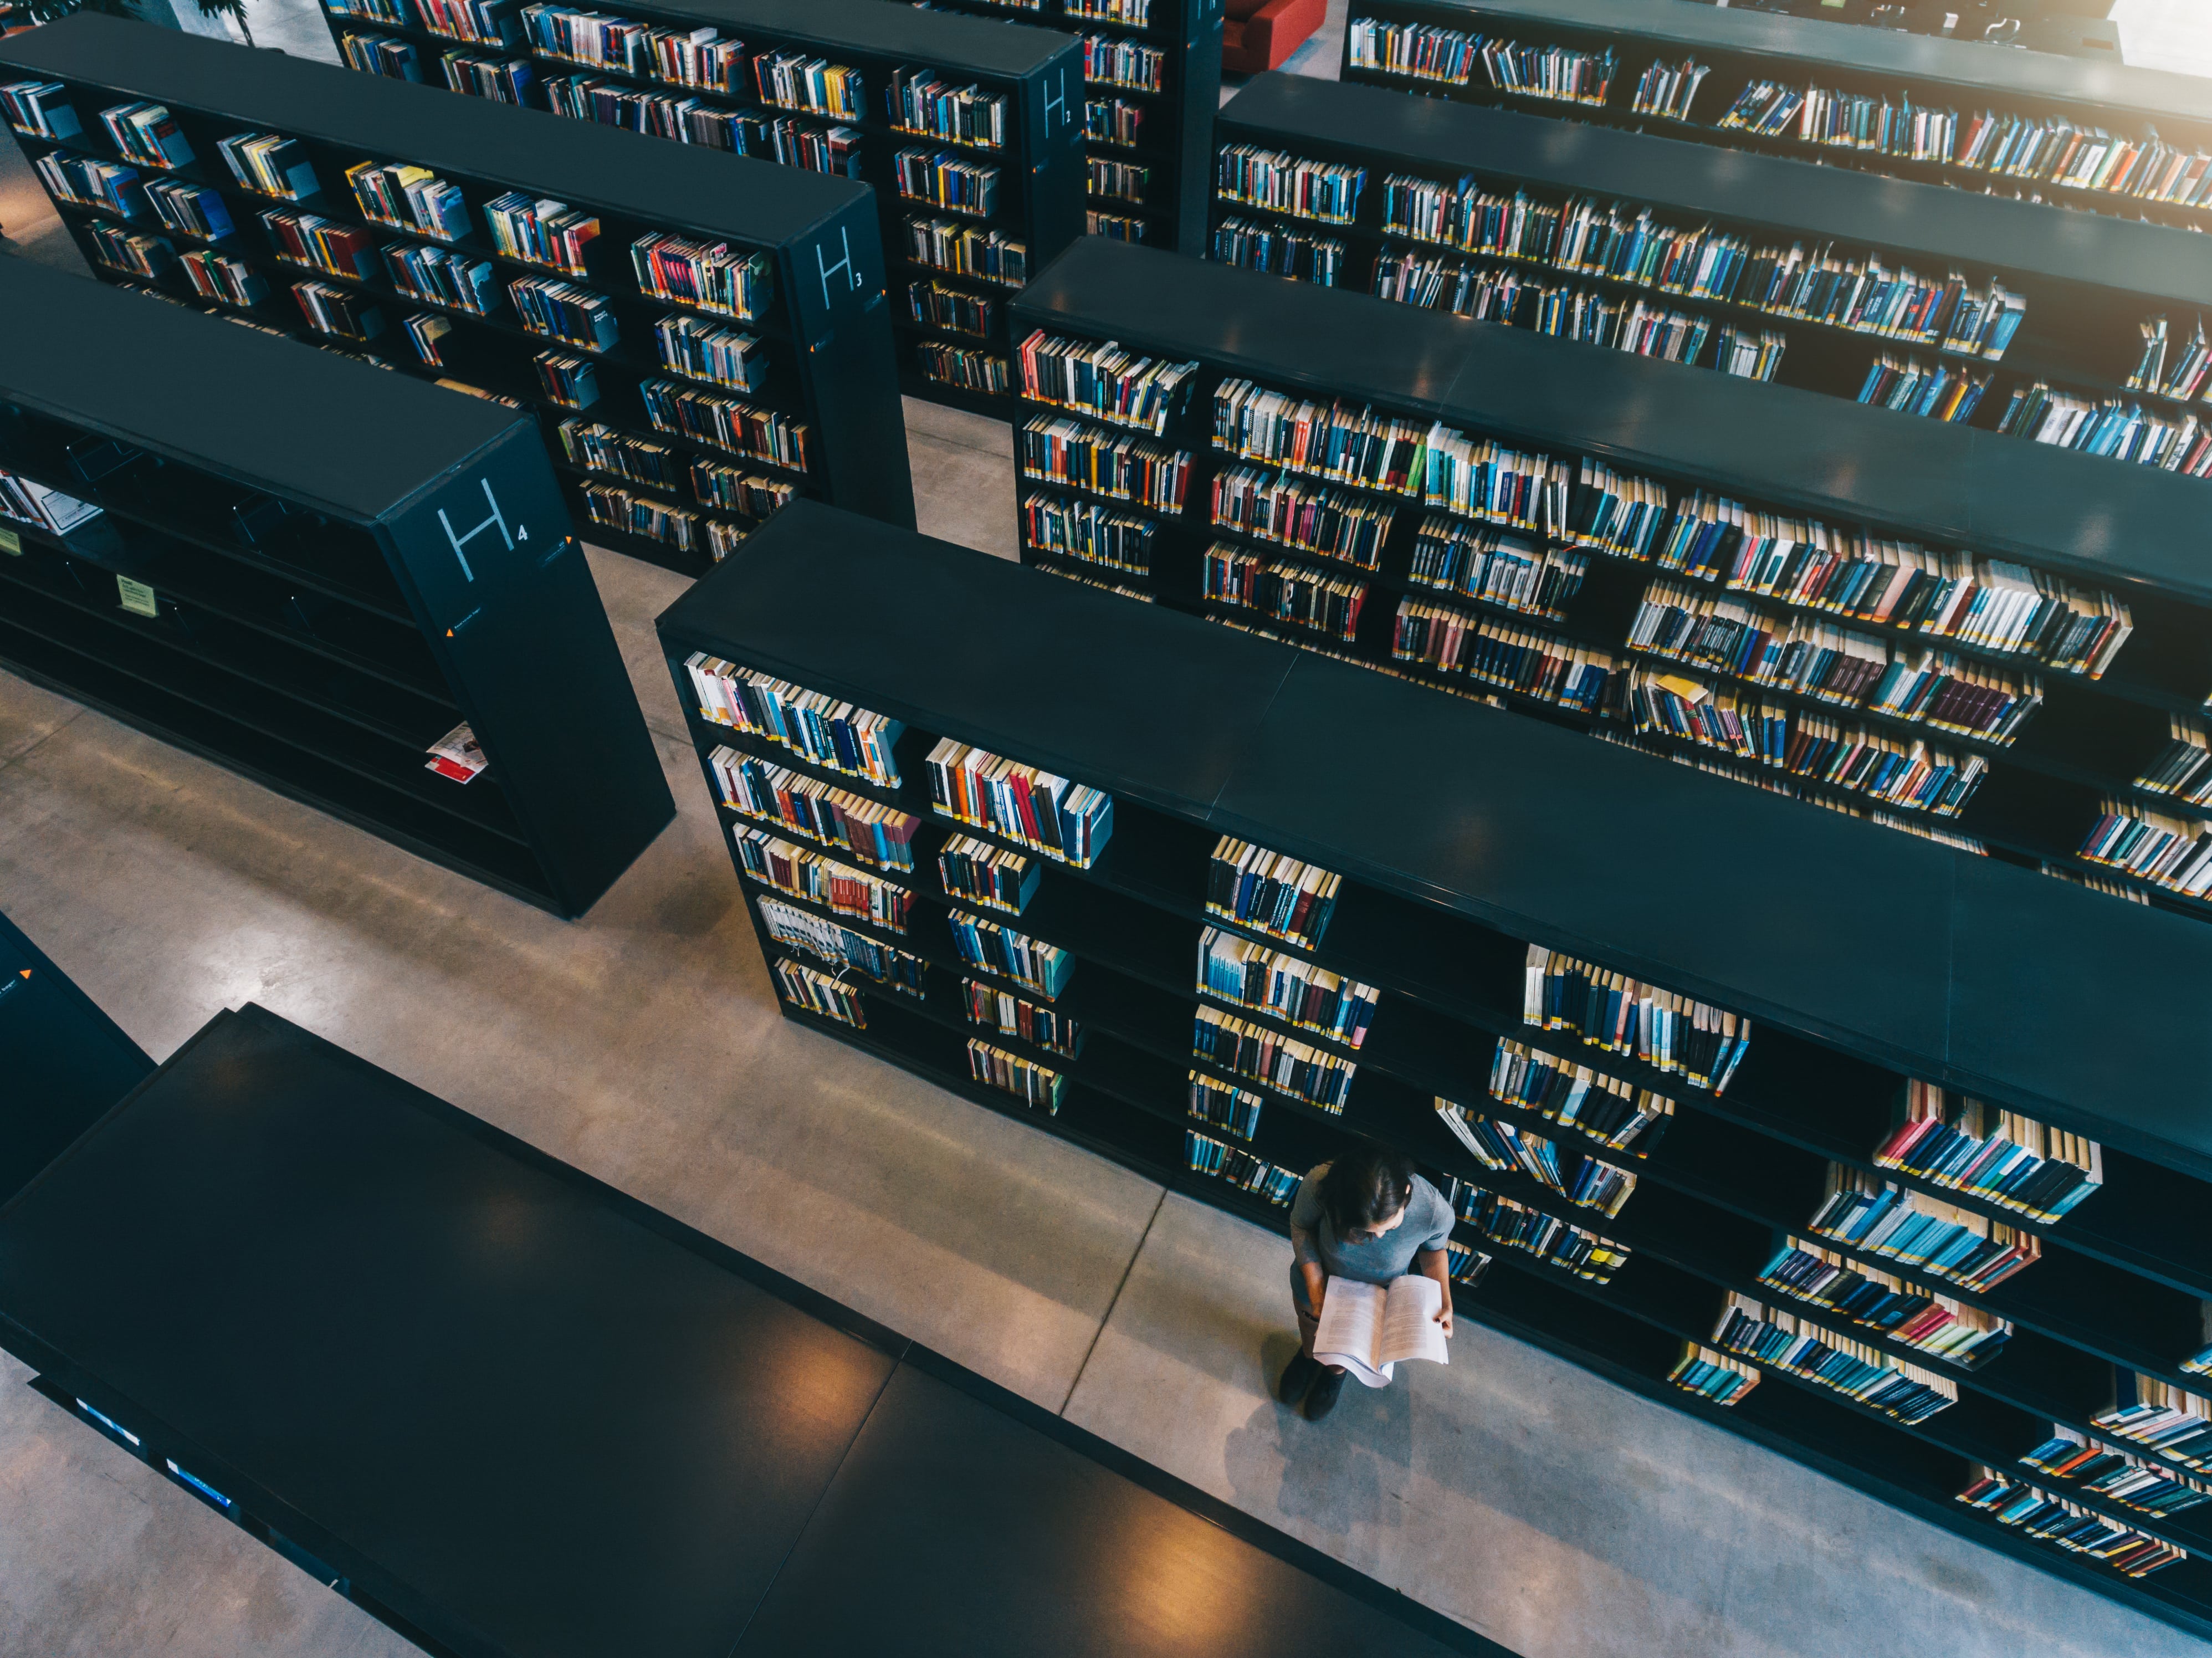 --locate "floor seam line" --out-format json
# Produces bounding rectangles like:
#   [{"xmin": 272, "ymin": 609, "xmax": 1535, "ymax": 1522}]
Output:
[
  {"xmin": 0, "ymin": 707, "xmax": 90, "ymax": 779},
  {"xmin": 1059, "ymin": 1185, "xmax": 1165, "ymax": 1418}
]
